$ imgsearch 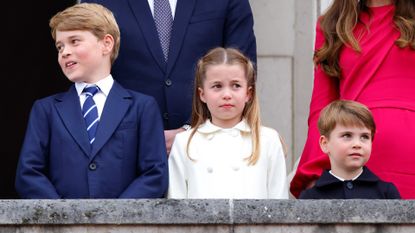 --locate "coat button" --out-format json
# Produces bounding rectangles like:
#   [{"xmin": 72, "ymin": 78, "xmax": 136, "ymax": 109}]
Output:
[
  {"xmin": 207, "ymin": 167, "xmax": 213, "ymax": 173},
  {"xmin": 89, "ymin": 163, "xmax": 97, "ymax": 171},
  {"xmin": 346, "ymin": 181, "xmax": 353, "ymax": 190},
  {"xmin": 165, "ymin": 79, "xmax": 172, "ymax": 86}
]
